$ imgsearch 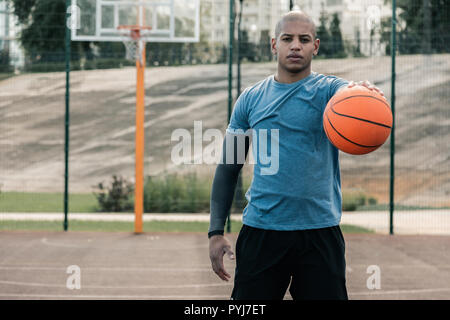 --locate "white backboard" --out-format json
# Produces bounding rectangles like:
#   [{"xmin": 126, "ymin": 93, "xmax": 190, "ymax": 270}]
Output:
[{"xmin": 70, "ymin": 0, "xmax": 200, "ymax": 43}]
